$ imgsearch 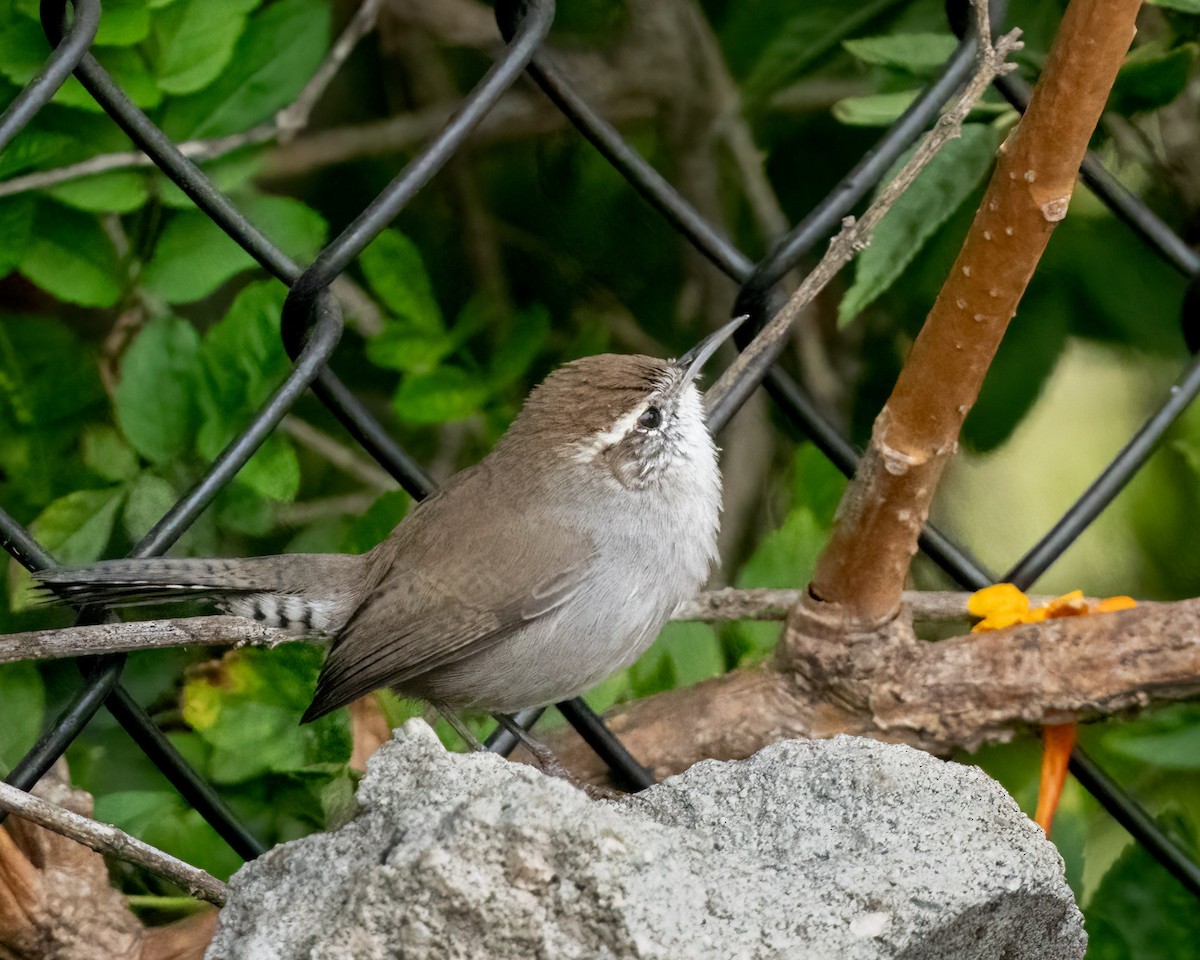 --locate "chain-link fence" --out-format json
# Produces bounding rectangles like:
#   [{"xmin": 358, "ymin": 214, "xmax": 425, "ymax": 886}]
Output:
[{"xmin": 1, "ymin": 0, "xmax": 1198, "ymax": 922}]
